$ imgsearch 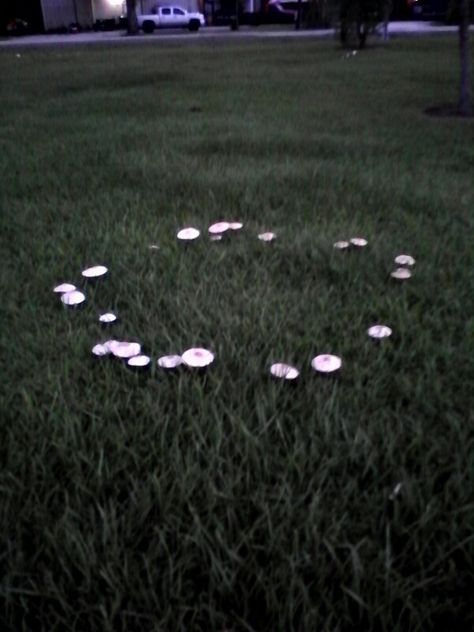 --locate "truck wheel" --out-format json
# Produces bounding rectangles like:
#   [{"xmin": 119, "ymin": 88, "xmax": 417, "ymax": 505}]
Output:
[
  {"xmin": 188, "ymin": 19, "xmax": 200, "ymax": 32},
  {"xmin": 142, "ymin": 20, "xmax": 155, "ymax": 33}
]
